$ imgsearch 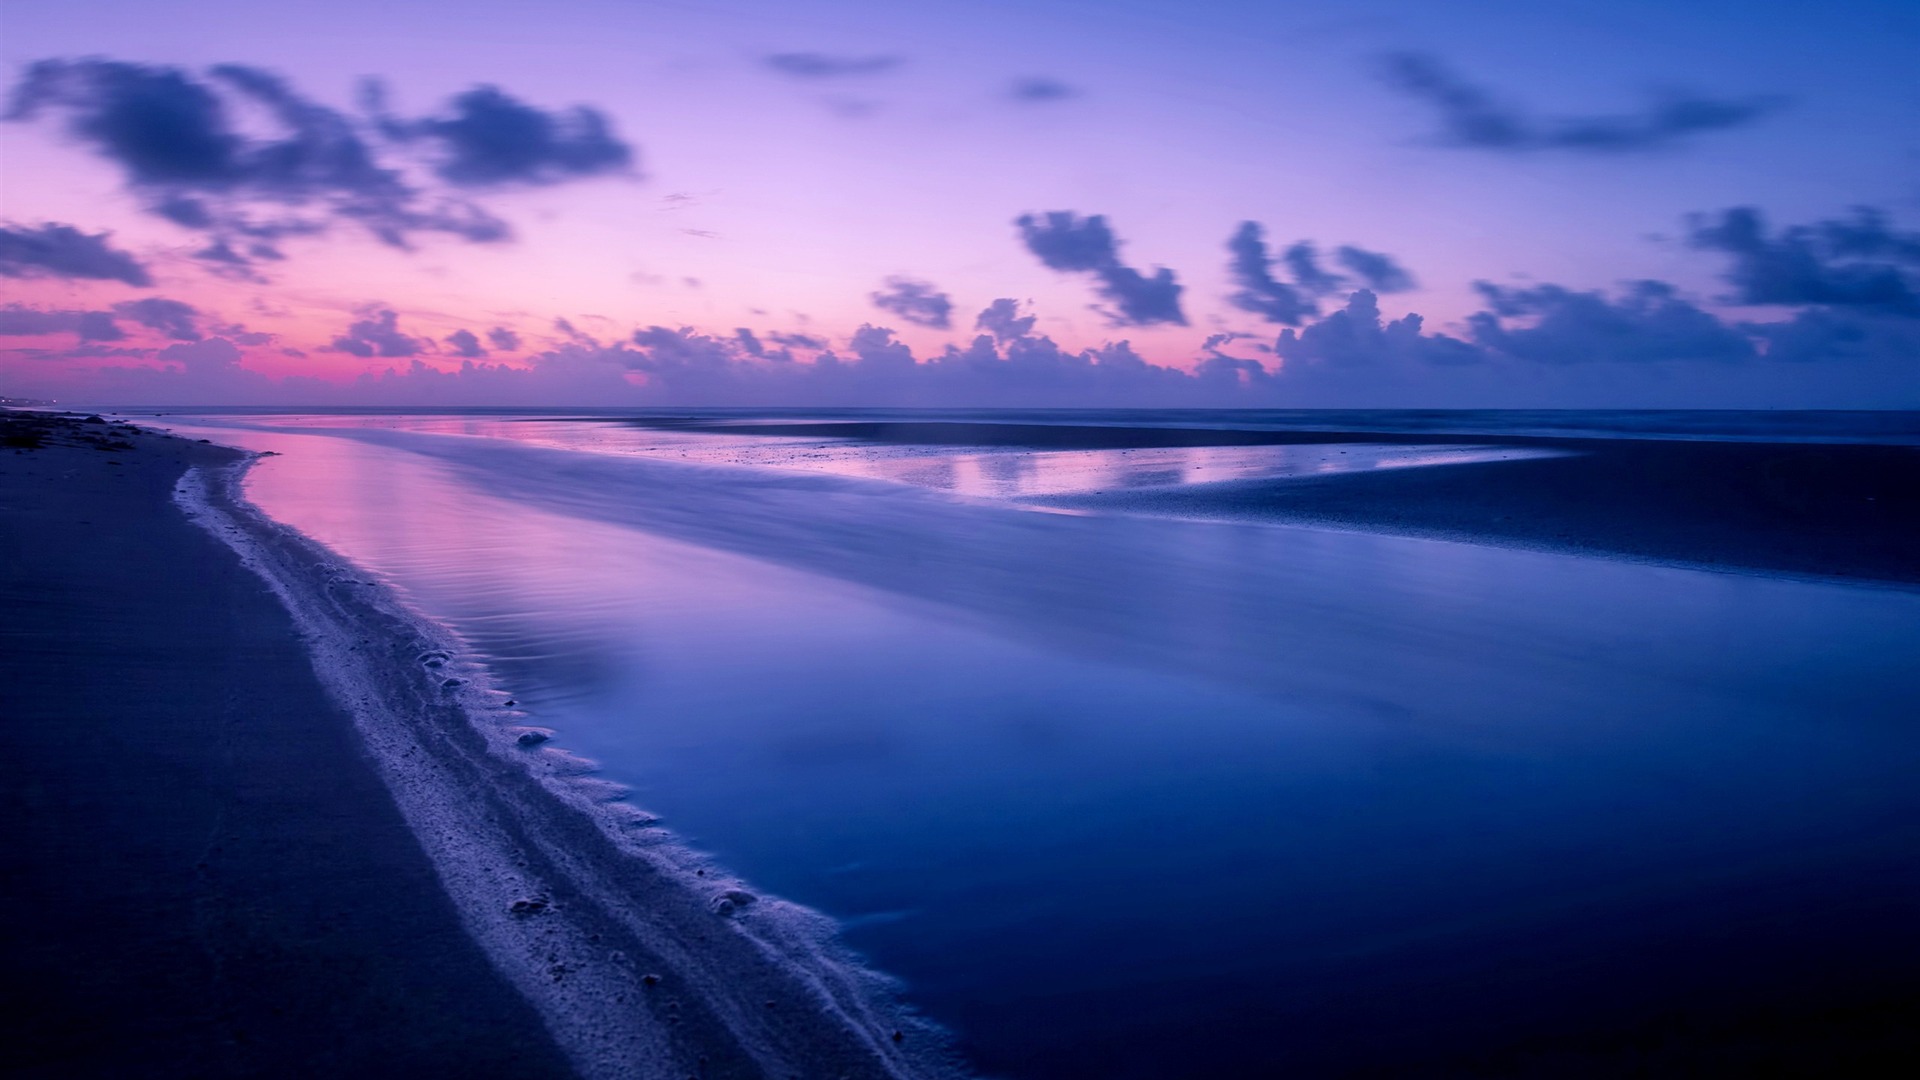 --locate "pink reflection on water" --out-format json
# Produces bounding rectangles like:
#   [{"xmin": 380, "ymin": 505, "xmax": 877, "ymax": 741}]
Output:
[{"xmin": 217, "ymin": 412, "xmax": 1564, "ymax": 499}]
